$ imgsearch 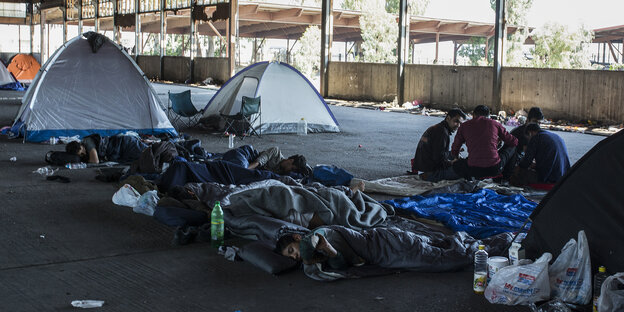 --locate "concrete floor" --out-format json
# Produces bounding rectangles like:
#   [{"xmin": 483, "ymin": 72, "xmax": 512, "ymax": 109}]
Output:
[{"xmin": 0, "ymin": 85, "xmax": 603, "ymax": 311}]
